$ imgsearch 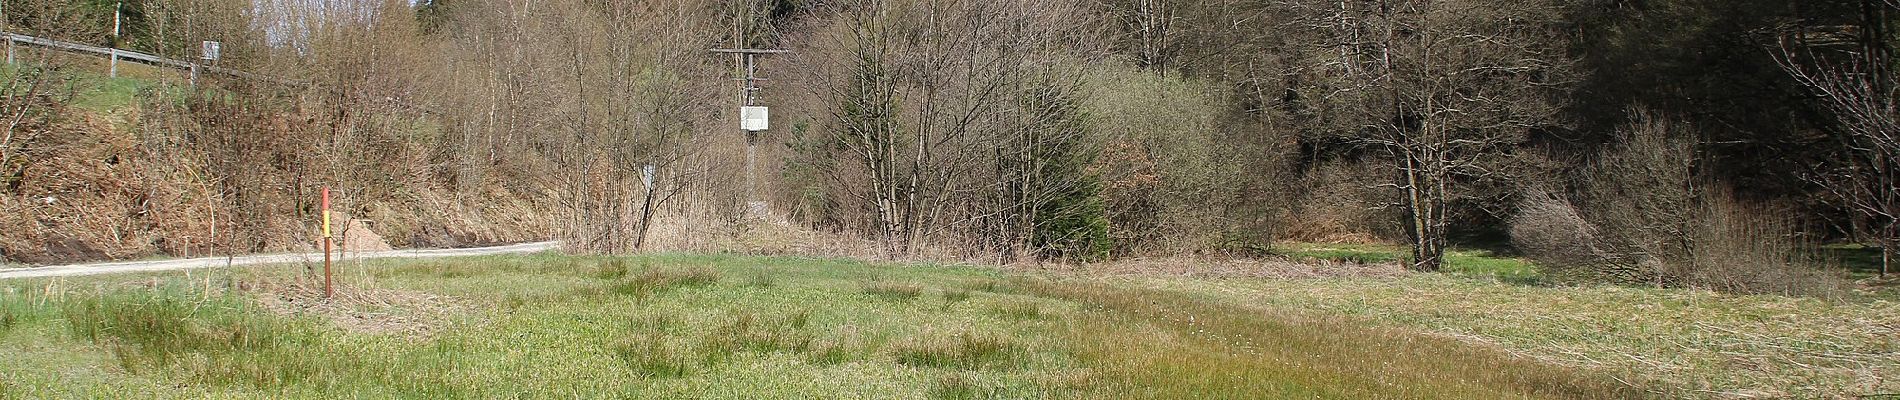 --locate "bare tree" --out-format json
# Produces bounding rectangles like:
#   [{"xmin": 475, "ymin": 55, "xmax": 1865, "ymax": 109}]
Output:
[
  {"xmin": 541, "ymin": 0, "xmax": 727, "ymax": 254},
  {"xmin": 1774, "ymin": 1, "xmax": 1900, "ymax": 277},
  {"xmin": 1097, "ymin": 0, "xmax": 1178, "ymax": 73},
  {"xmin": 798, "ymin": 0, "xmax": 1105, "ymax": 260},
  {"xmin": 1304, "ymin": 0, "xmax": 1571, "ymax": 271}
]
